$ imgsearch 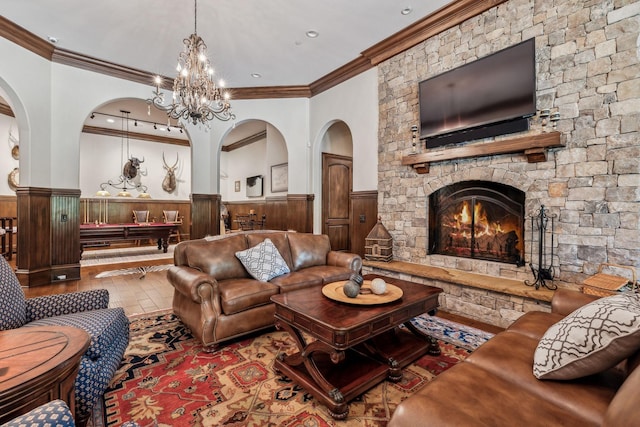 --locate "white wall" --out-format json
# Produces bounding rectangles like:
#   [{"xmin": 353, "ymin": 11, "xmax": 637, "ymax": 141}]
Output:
[
  {"xmin": 310, "ymin": 67, "xmax": 380, "ymax": 231},
  {"xmin": 0, "ymin": 37, "xmax": 380, "ymax": 232},
  {"xmin": 220, "ymin": 122, "xmax": 288, "ymax": 201},
  {"xmin": 79, "ymin": 133, "xmax": 192, "ymax": 199}
]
